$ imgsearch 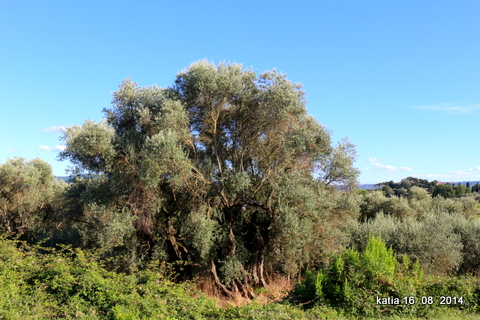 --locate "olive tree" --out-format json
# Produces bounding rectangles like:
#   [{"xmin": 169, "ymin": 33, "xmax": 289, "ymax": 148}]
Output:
[
  {"xmin": 0, "ymin": 157, "xmax": 65, "ymax": 241},
  {"xmin": 59, "ymin": 61, "xmax": 360, "ymax": 295}
]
